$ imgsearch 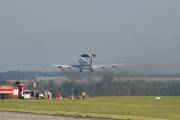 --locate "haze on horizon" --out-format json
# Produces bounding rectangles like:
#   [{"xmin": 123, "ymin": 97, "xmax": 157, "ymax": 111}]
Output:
[{"xmin": 0, "ymin": 0, "xmax": 179, "ymax": 73}]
